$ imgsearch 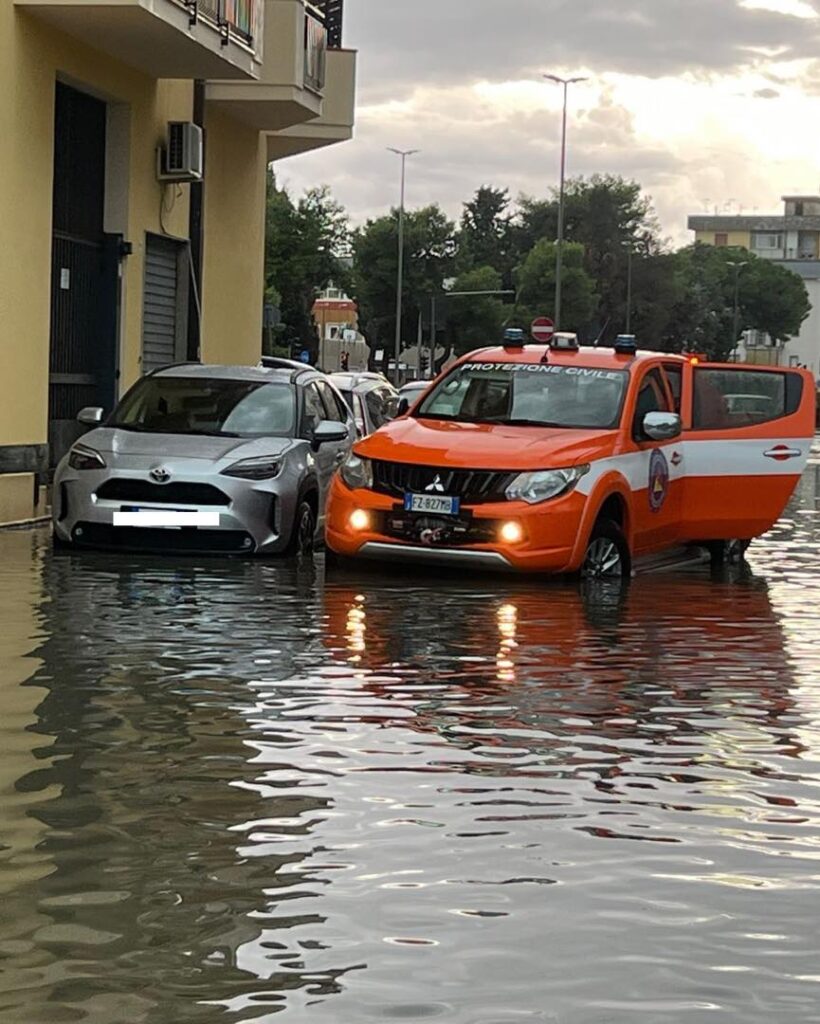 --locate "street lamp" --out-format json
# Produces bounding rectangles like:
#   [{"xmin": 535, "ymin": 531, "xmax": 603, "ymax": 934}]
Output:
[
  {"xmin": 544, "ymin": 73, "xmax": 588, "ymax": 331},
  {"xmin": 727, "ymin": 259, "xmax": 748, "ymax": 356},
  {"xmin": 387, "ymin": 147, "xmax": 419, "ymax": 385}
]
